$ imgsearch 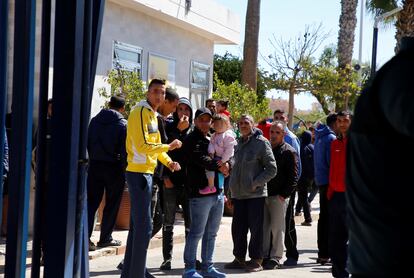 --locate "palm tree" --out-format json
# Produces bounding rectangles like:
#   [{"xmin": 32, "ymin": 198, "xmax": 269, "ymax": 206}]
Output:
[
  {"xmin": 337, "ymin": 0, "xmax": 358, "ymax": 110},
  {"xmin": 241, "ymin": 0, "xmax": 261, "ymax": 92},
  {"xmin": 367, "ymin": 0, "xmax": 414, "ymax": 52}
]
